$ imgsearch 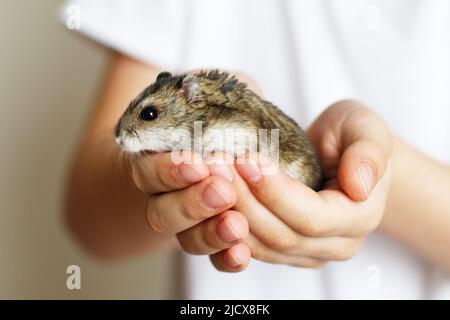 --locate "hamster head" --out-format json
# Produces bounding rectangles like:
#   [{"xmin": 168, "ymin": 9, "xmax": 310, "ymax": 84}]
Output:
[{"xmin": 114, "ymin": 70, "xmax": 247, "ymax": 153}]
